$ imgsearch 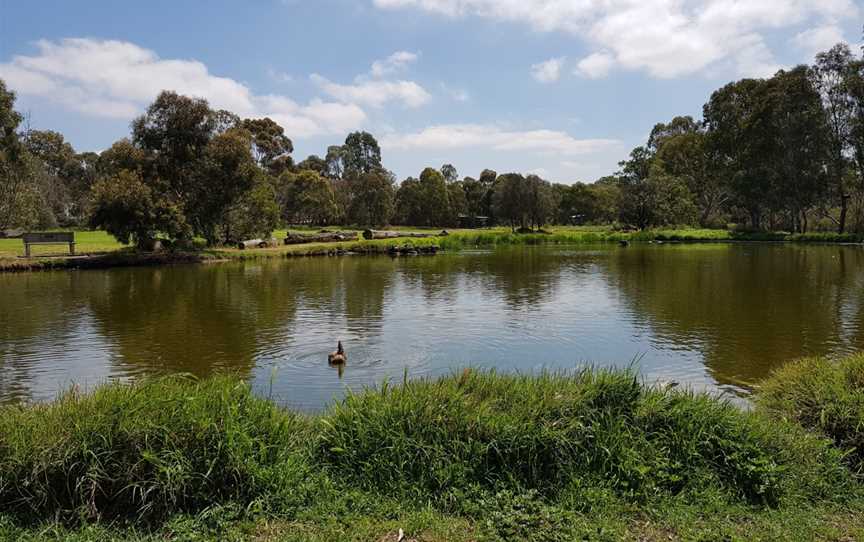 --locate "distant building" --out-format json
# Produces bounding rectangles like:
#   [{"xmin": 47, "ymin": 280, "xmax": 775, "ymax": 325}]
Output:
[{"xmin": 457, "ymin": 215, "xmax": 489, "ymax": 229}]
